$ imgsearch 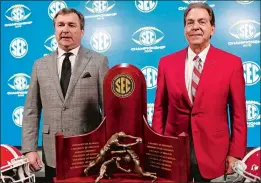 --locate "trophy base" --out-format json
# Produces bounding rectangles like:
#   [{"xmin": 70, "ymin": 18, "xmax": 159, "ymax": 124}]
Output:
[{"xmin": 54, "ymin": 173, "xmax": 173, "ymax": 182}]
